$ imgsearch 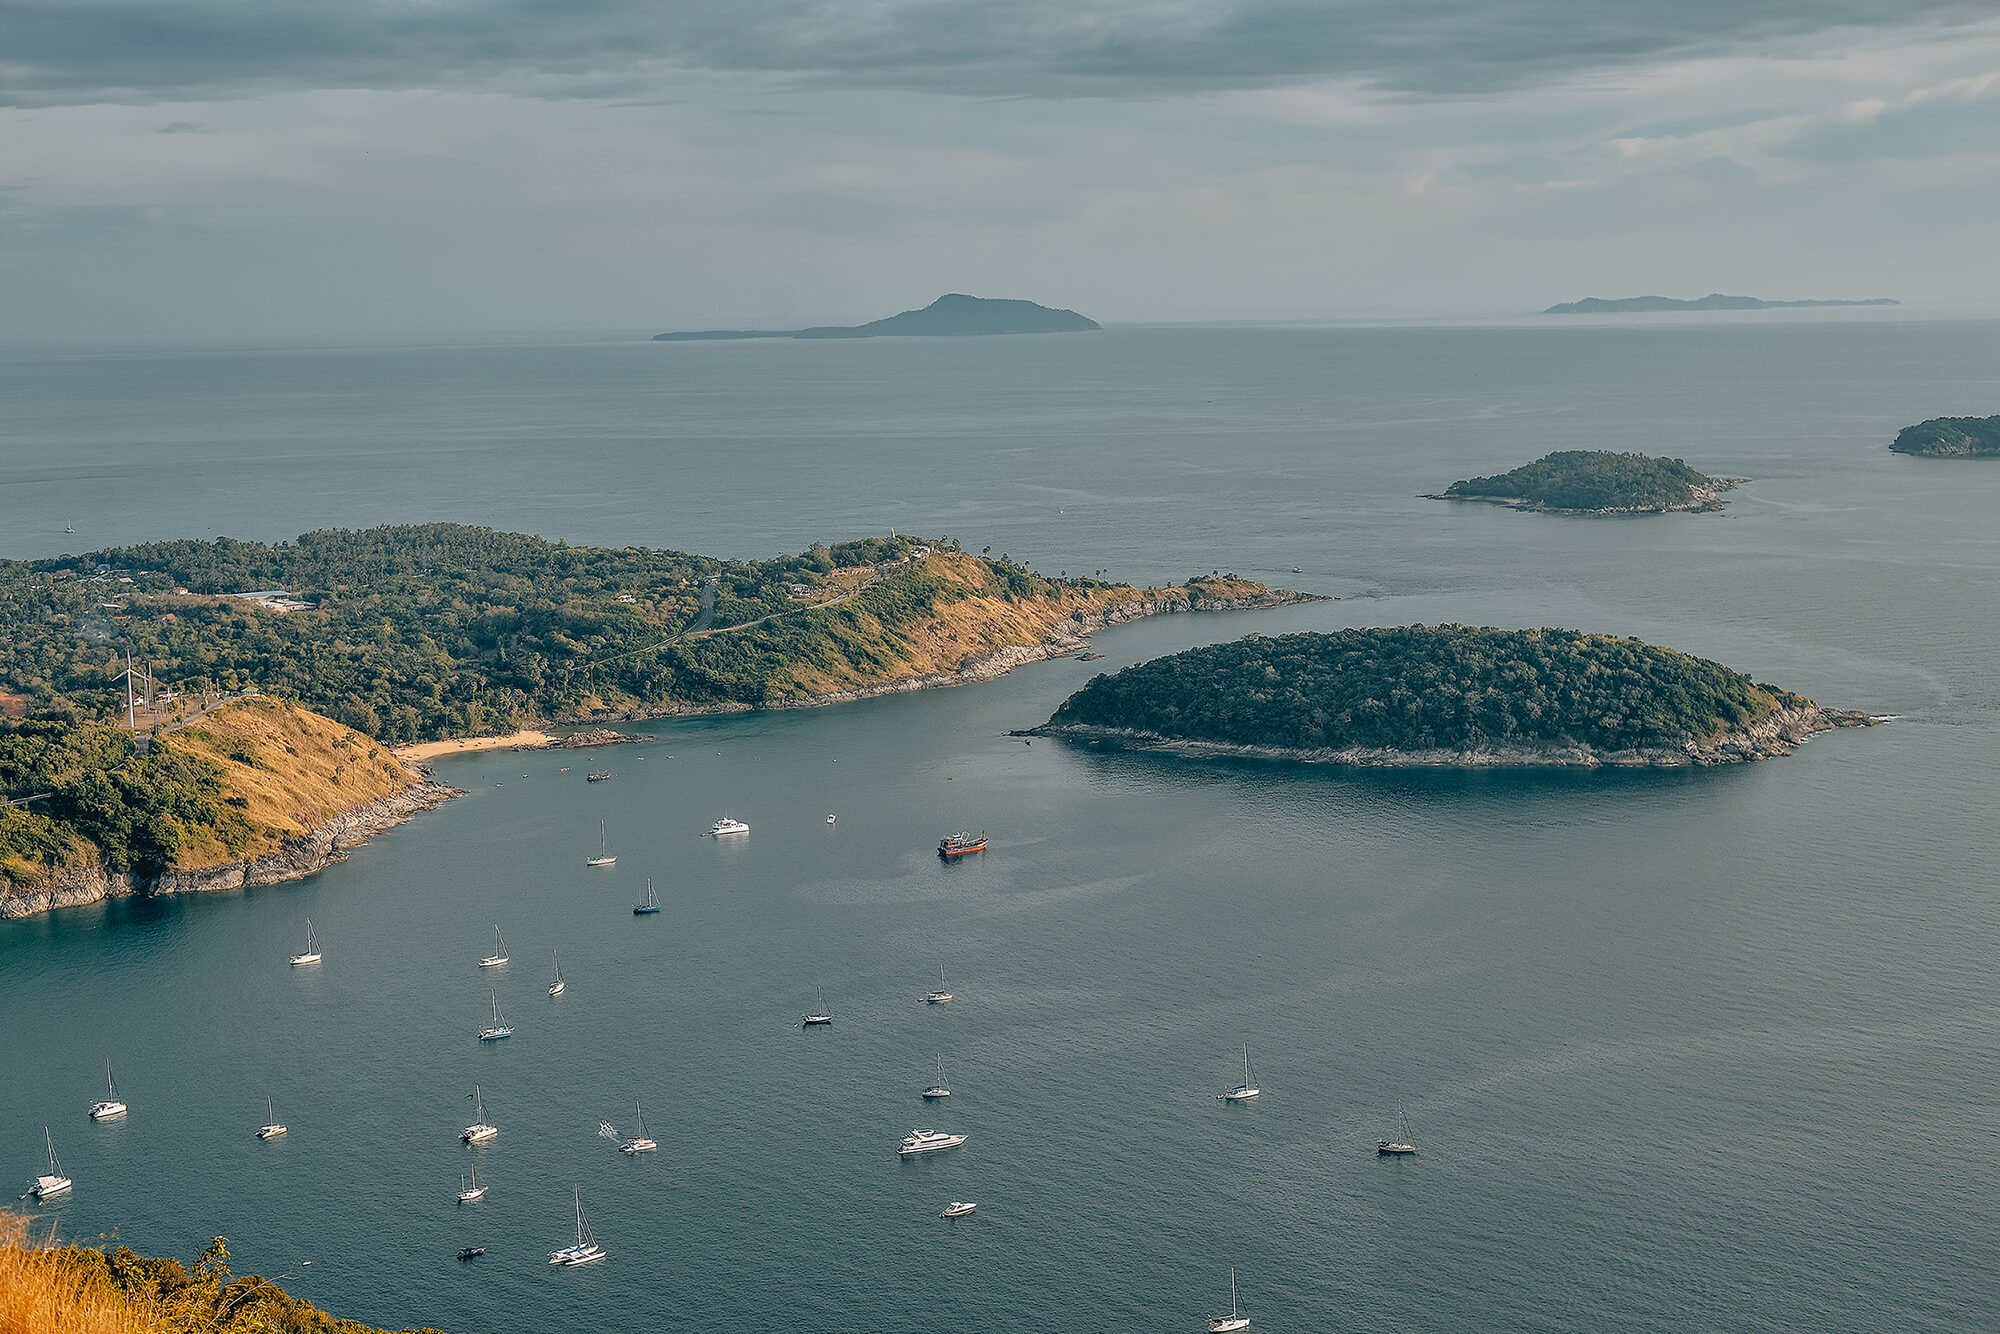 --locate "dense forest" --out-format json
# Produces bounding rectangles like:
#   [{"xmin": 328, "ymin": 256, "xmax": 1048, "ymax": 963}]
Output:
[
  {"xmin": 0, "ymin": 525, "xmax": 1119, "ymax": 744},
  {"xmin": 1043, "ymin": 626, "xmax": 1796, "ymax": 755},
  {"xmin": 1890, "ymin": 415, "xmax": 2000, "ymax": 457},
  {"xmin": 1442, "ymin": 451, "xmax": 1725, "ymax": 511}
]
